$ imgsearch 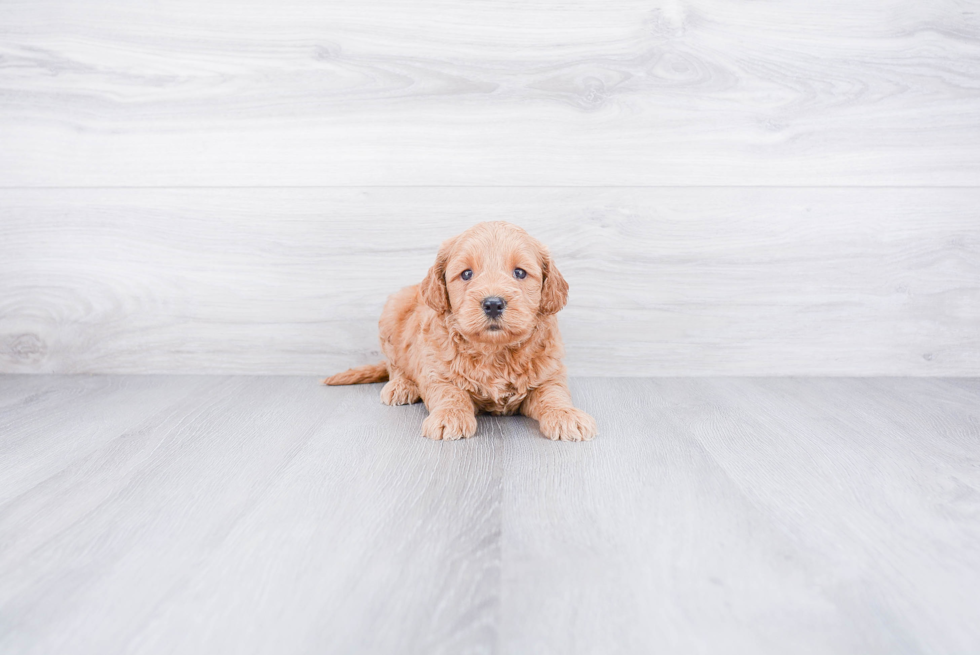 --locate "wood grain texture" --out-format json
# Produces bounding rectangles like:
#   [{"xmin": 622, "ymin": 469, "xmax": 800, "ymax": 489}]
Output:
[
  {"xmin": 0, "ymin": 375, "xmax": 502, "ymax": 655},
  {"xmin": 1, "ymin": 0, "xmax": 979, "ymax": 186},
  {"xmin": 502, "ymin": 377, "xmax": 980, "ymax": 653},
  {"xmin": 1, "ymin": 375, "xmax": 979, "ymax": 654},
  {"xmin": 1, "ymin": 187, "xmax": 978, "ymax": 376}
]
